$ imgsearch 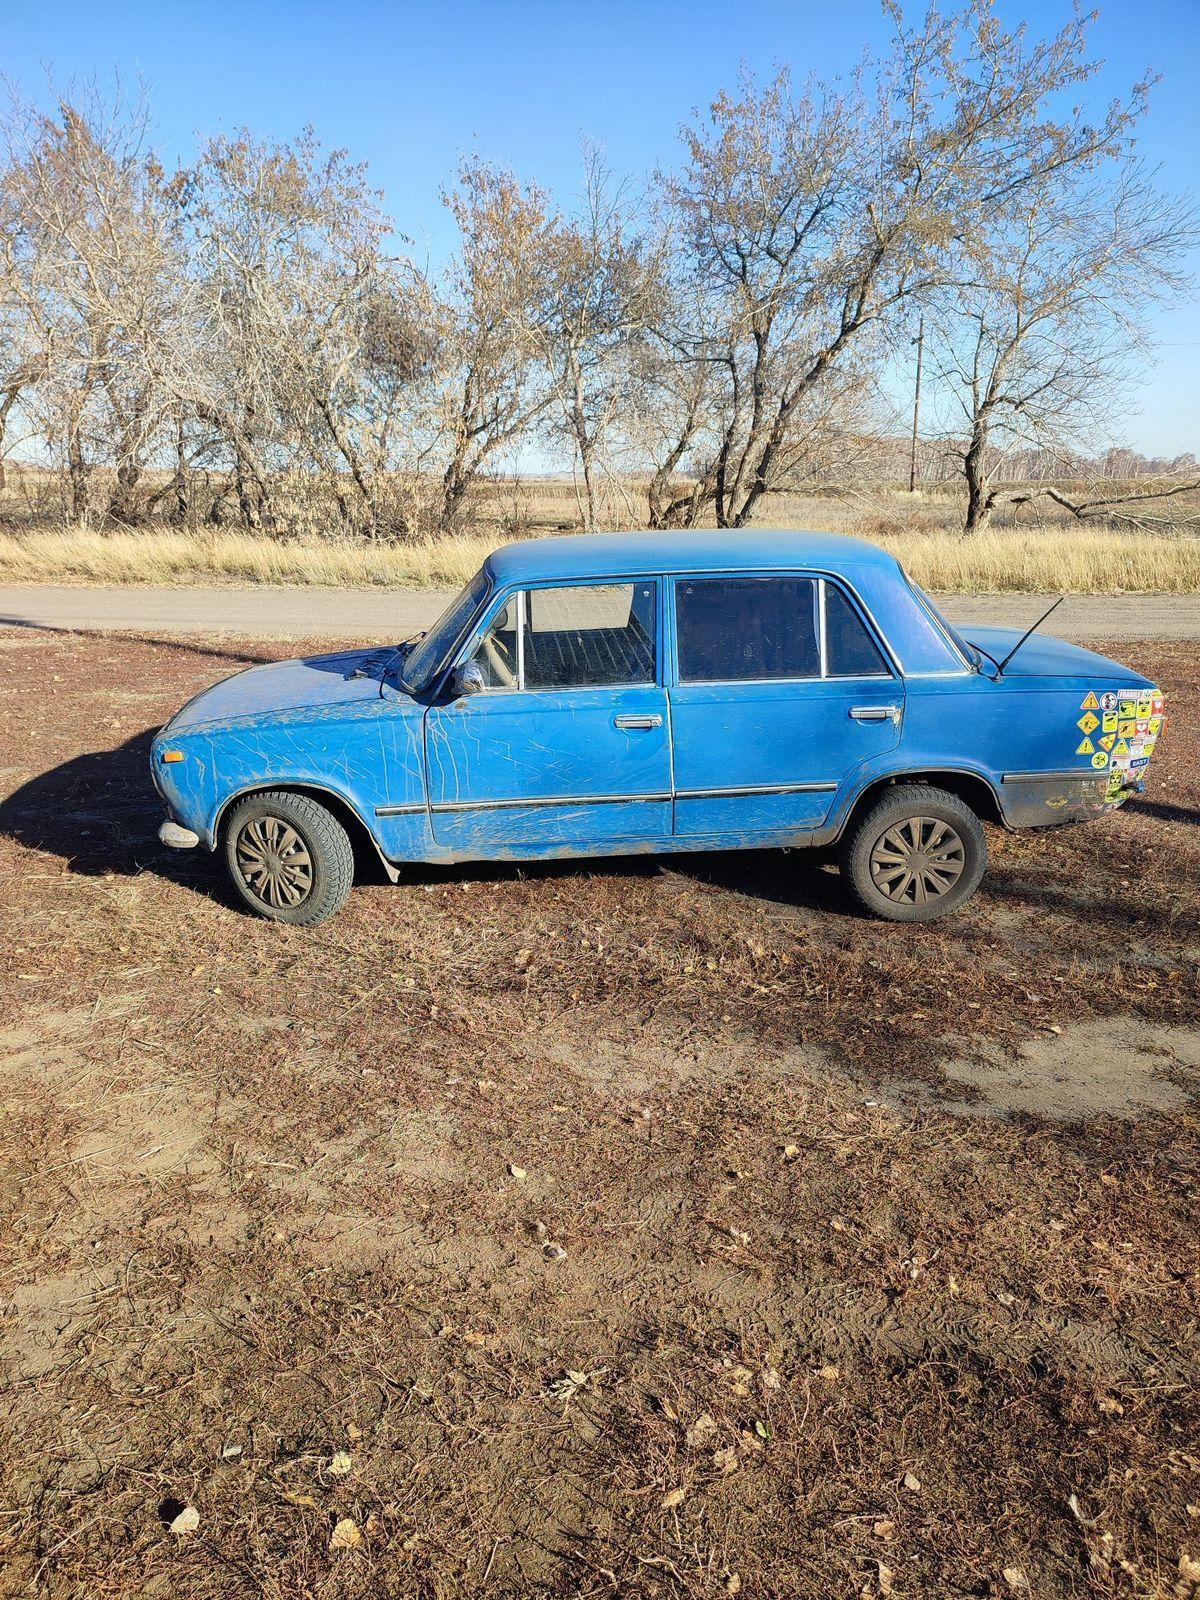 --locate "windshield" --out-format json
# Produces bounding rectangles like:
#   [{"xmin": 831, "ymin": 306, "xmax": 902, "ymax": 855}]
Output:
[
  {"xmin": 400, "ymin": 570, "xmax": 490, "ymax": 694},
  {"xmin": 904, "ymin": 575, "xmax": 978, "ymax": 670}
]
